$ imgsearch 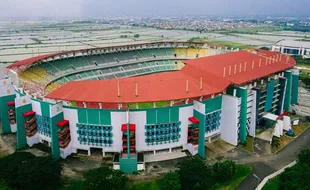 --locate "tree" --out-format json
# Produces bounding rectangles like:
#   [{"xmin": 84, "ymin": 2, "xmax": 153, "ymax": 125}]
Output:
[
  {"xmin": 134, "ymin": 34, "xmax": 140, "ymax": 38},
  {"xmin": 213, "ymin": 160, "xmax": 236, "ymax": 182},
  {"xmin": 176, "ymin": 156, "xmax": 214, "ymax": 190},
  {"xmin": 163, "ymin": 171, "xmax": 181, "ymax": 190},
  {"xmin": 83, "ymin": 167, "xmax": 128, "ymax": 190},
  {"xmin": 279, "ymin": 164, "xmax": 310, "ymax": 190},
  {"xmin": 0, "ymin": 152, "xmax": 62, "ymax": 190},
  {"xmin": 297, "ymin": 148, "xmax": 310, "ymax": 165},
  {"xmin": 15, "ymin": 156, "xmax": 62, "ymax": 190}
]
